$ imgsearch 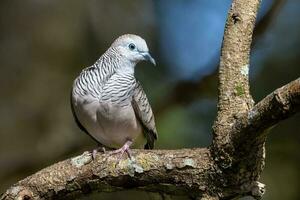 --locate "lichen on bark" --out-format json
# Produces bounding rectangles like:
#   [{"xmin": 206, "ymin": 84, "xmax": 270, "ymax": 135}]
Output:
[{"xmin": 1, "ymin": 1, "xmax": 300, "ymax": 200}]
